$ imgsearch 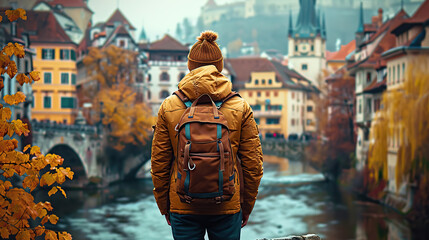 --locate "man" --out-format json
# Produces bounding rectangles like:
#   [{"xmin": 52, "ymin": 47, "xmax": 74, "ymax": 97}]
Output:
[{"xmin": 151, "ymin": 30, "xmax": 263, "ymax": 240}]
